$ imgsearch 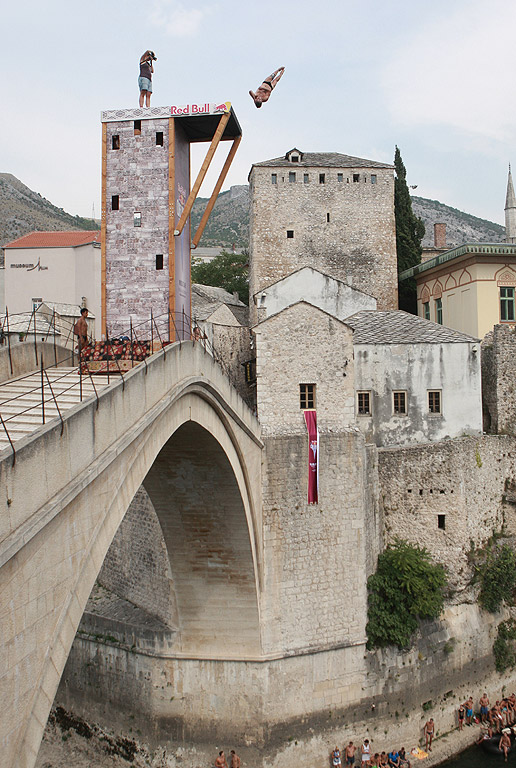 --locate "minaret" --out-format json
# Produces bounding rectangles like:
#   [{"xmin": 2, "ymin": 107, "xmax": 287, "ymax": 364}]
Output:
[{"xmin": 505, "ymin": 164, "xmax": 516, "ymax": 243}]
